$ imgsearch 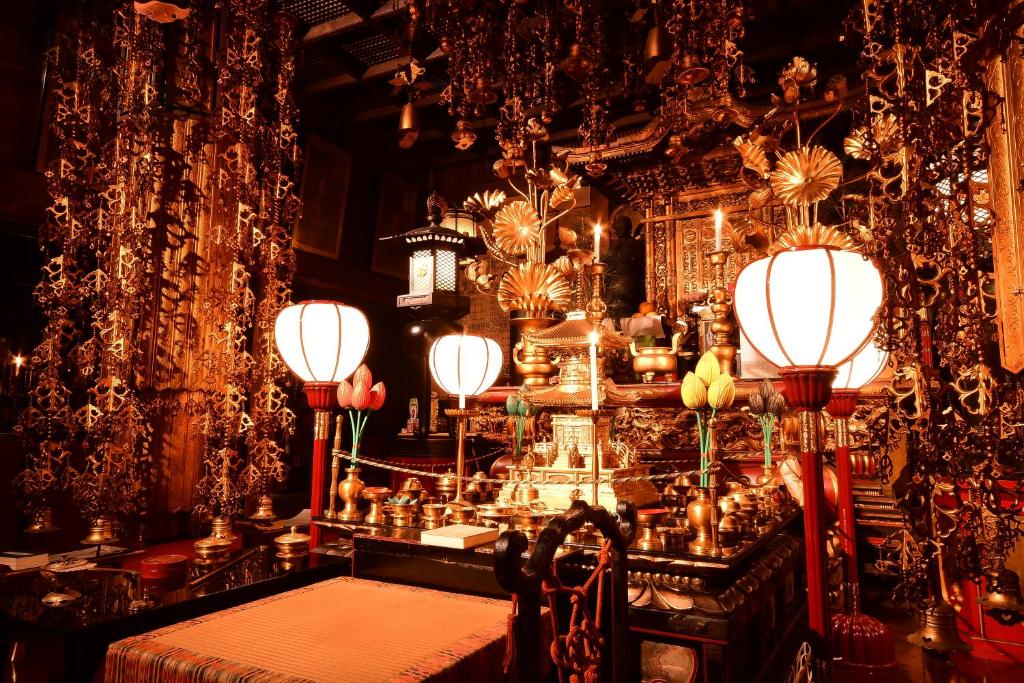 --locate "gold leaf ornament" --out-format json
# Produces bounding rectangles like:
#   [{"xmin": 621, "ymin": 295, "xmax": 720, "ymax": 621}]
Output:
[
  {"xmin": 734, "ymin": 136, "xmax": 770, "ymax": 178},
  {"xmin": 463, "ymin": 189, "xmax": 507, "ymax": 217},
  {"xmin": 779, "ymin": 56, "xmax": 817, "ymax": 89},
  {"xmin": 496, "ymin": 262, "xmax": 571, "ymax": 315},
  {"xmin": 492, "ymin": 201, "xmax": 541, "ymax": 255},
  {"xmin": 769, "ymin": 146, "xmax": 843, "ymax": 206}
]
